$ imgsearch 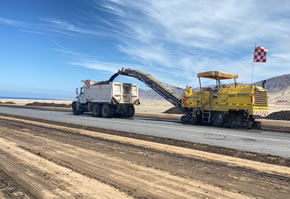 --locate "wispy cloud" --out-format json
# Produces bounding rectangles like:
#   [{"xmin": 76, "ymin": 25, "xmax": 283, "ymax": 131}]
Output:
[
  {"xmin": 93, "ymin": 0, "xmax": 290, "ymax": 86},
  {"xmin": 70, "ymin": 60, "xmax": 119, "ymax": 73},
  {"xmin": 0, "ymin": 17, "xmax": 27, "ymax": 28},
  {"xmin": 55, "ymin": 47, "xmax": 187, "ymax": 87},
  {"xmin": 40, "ymin": 18, "xmax": 106, "ymax": 37},
  {"xmin": 0, "ymin": 16, "xmax": 111, "ymax": 38},
  {"xmin": 52, "ymin": 46, "xmax": 123, "ymax": 73},
  {"xmin": 2, "ymin": 1, "xmax": 290, "ymax": 88}
]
